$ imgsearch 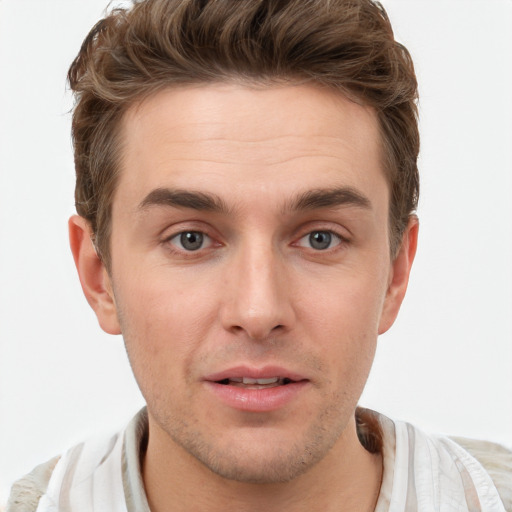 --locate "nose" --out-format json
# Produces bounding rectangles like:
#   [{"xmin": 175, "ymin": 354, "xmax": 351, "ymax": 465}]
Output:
[{"xmin": 220, "ymin": 239, "xmax": 295, "ymax": 341}]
